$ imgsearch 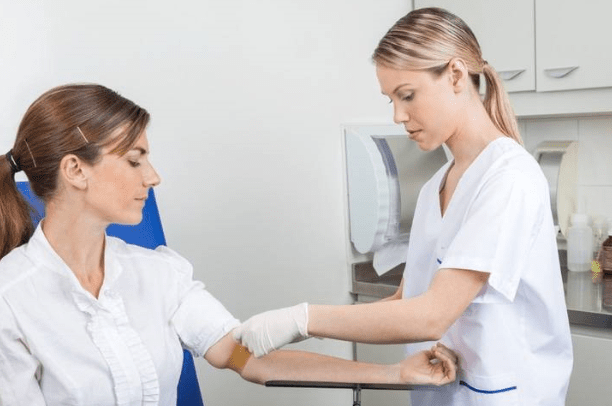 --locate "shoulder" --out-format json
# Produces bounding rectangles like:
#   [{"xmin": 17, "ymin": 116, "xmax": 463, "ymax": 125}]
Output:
[
  {"xmin": 106, "ymin": 237, "xmax": 193, "ymax": 275},
  {"xmin": 481, "ymin": 138, "xmax": 548, "ymax": 194},
  {"xmin": 0, "ymin": 244, "xmax": 37, "ymax": 296}
]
